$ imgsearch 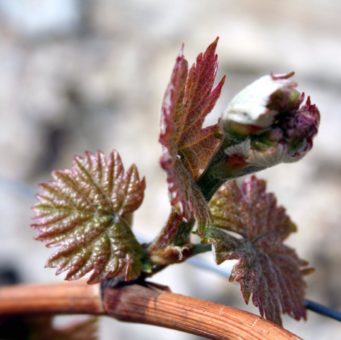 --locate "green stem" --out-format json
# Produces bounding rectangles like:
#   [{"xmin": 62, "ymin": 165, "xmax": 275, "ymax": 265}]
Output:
[
  {"xmin": 190, "ymin": 243, "xmax": 212, "ymax": 256},
  {"xmin": 196, "ymin": 166, "xmax": 225, "ymax": 201},
  {"xmin": 196, "ymin": 140, "xmax": 231, "ymax": 200},
  {"xmin": 196, "ymin": 136, "xmax": 261, "ymax": 200}
]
